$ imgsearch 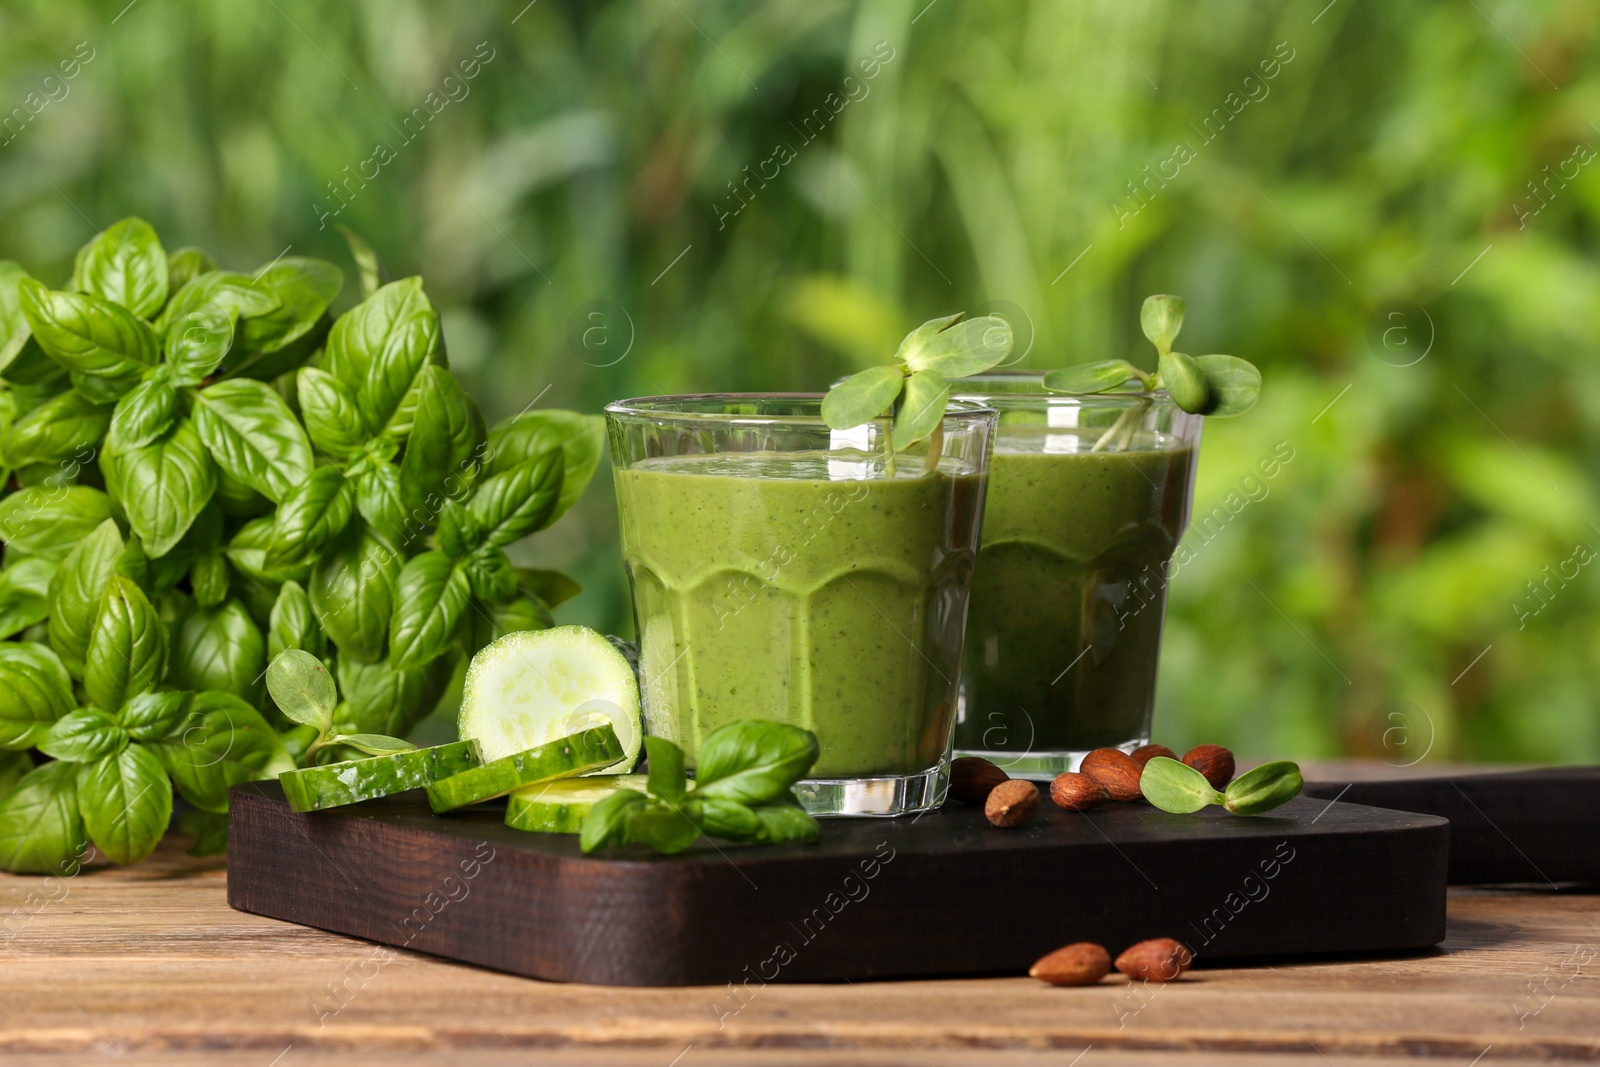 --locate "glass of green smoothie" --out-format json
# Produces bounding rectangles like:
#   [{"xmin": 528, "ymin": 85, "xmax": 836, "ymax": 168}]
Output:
[
  {"xmin": 606, "ymin": 394, "xmax": 996, "ymax": 817},
  {"xmin": 949, "ymin": 371, "xmax": 1201, "ymax": 778}
]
